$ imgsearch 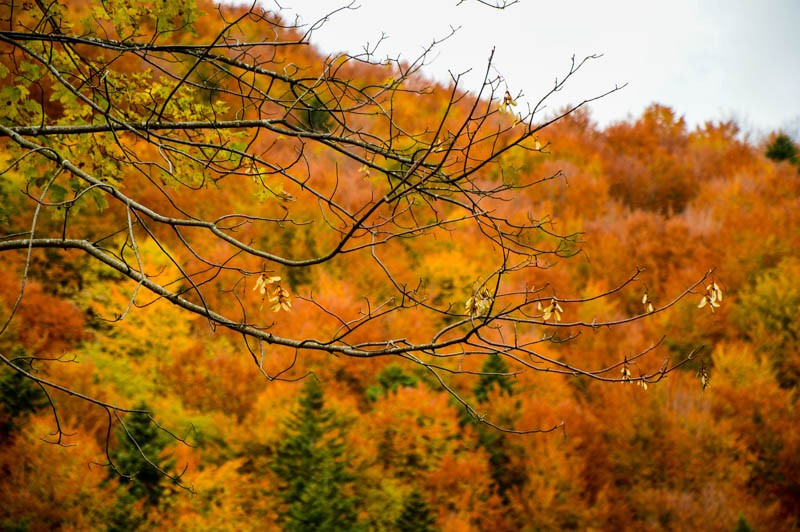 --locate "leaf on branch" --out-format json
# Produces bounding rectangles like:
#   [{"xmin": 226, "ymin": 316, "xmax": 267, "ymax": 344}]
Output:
[
  {"xmin": 270, "ymin": 286, "xmax": 292, "ymax": 312},
  {"xmin": 698, "ymin": 363, "xmax": 710, "ymax": 392},
  {"xmin": 537, "ymin": 298, "xmax": 563, "ymax": 322},
  {"xmin": 466, "ymin": 287, "xmax": 493, "ymax": 316},
  {"xmin": 499, "ymin": 90, "xmax": 517, "ymax": 113},
  {"xmin": 698, "ymin": 282, "xmax": 723, "ymax": 313},
  {"xmin": 708, "ymin": 282, "xmax": 723, "ymax": 303},
  {"xmin": 642, "ymin": 291, "xmax": 655, "ymax": 314},
  {"xmin": 253, "ymin": 274, "xmax": 281, "ymax": 295},
  {"xmin": 253, "ymin": 274, "xmax": 291, "ymax": 312}
]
